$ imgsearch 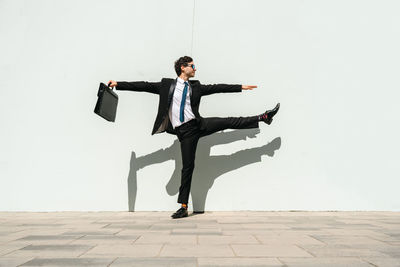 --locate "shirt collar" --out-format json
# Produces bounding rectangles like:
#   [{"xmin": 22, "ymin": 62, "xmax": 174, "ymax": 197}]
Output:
[{"xmin": 177, "ymin": 77, "xmax": 189, "ymax": 84}]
